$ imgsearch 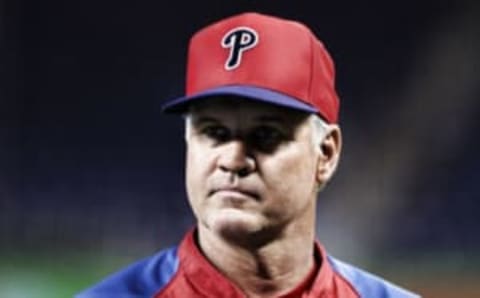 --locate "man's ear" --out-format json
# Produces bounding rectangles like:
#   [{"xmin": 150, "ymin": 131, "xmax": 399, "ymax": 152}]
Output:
[{"xmin": 316, "ymin": 125, "xmax": 342, "ymax": 186}]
